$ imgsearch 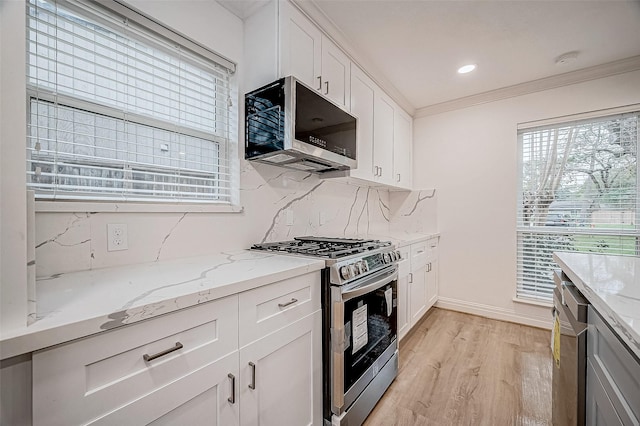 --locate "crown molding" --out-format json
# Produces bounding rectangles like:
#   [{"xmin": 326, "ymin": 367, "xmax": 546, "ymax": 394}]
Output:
[
  {"xmin": 415, "ymin": 55, "xmax": 640, "ymax": 118},
  {"xmin": 293, "ymin": 0, "xmax": 416, "ymax": 116}
]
